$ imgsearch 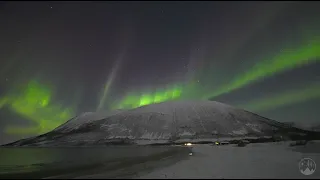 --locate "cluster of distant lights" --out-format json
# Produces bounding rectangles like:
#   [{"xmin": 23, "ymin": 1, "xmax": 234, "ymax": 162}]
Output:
[
  {"xmin": 184, "ymin": 142, "xmax": 222, "ymax": 156},
  {"xmin": 184, "ymin": 142, "xmax": 220, "ymax": 146}
]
